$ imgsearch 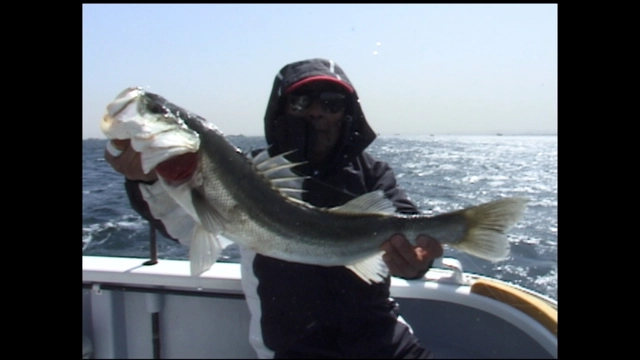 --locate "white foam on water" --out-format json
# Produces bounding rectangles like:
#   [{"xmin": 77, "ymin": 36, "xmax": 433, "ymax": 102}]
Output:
[{"xmin": 533, "ymin": 268, "xmax": 557, "ymax": 300}]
